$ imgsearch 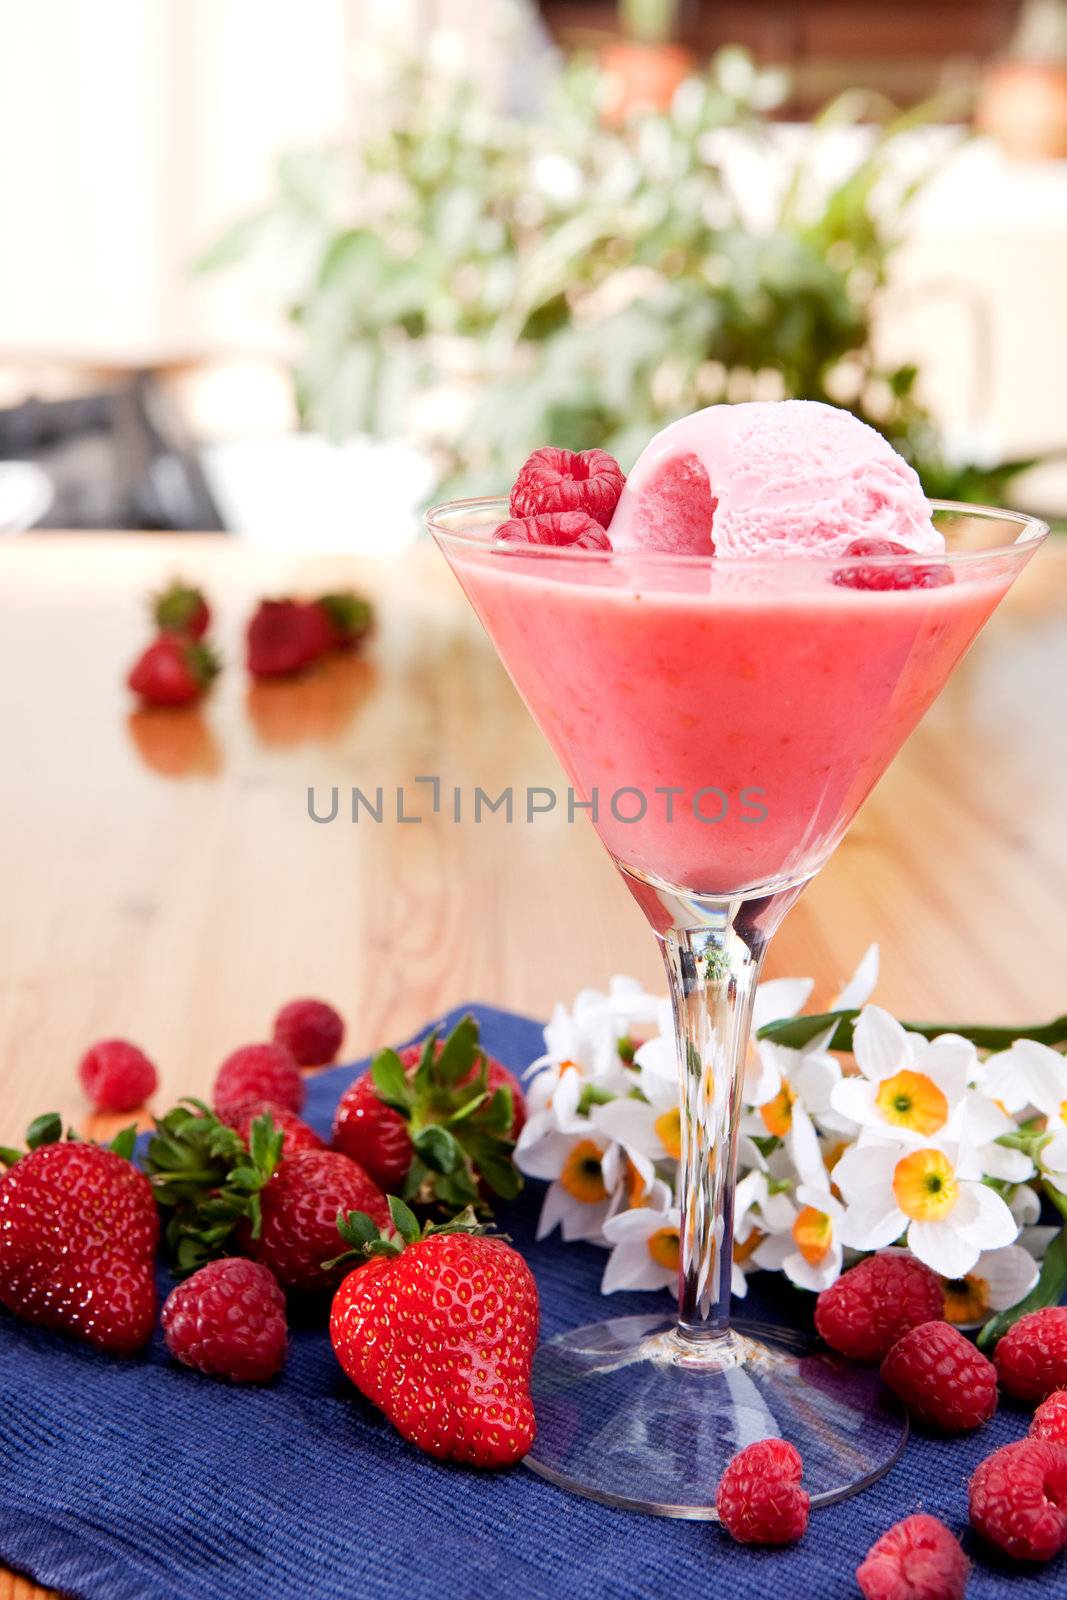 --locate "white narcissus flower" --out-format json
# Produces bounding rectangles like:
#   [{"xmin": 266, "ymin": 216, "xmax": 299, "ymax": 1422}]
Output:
[
  {"xmin": 835, "ymin": 1139, "xmax": 1018, "ymax": 1278},
  {"xmin": 751, "ymin": 1184, "xmax": 845, "ymax": 1292},
  {"xmin": 592, "ymin": 1036, "xmax": 681, "ymax": 1166},
  {"xmin": 940, "ymin": 1244, "xmax": 1040, "ymax": 1329},
  {"xmin": 518, "ymin": 1129, "xmax": 620, "ymax": 1244},
  {"xmin": 831, "ymin": 1006, "xmax": 977, "ymax": 1147},
  {"xmin": 601, "ymin": 1202, "xmax": 682, "ymax": 1294},
  {"xmin": 980, "ymin": 1039, "xmax": 1067, "ymax": 1122}
]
